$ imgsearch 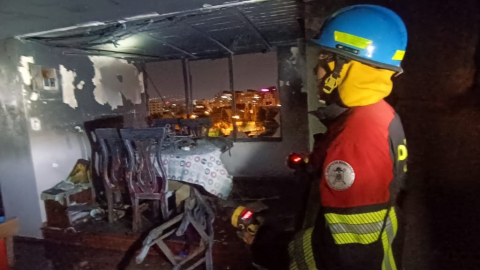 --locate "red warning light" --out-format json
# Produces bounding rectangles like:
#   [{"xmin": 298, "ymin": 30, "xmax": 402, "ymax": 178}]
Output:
[
  {"xmin": 241, "ymin": 210, "xmax": 253, "ymax": 220},
  {"xmin": 287, "ymin": 153, "xmax": 305, "ymax": 170},
  {"xmin": 292, "ymin": 156, "xmax": 302, "ymax": 163}
]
